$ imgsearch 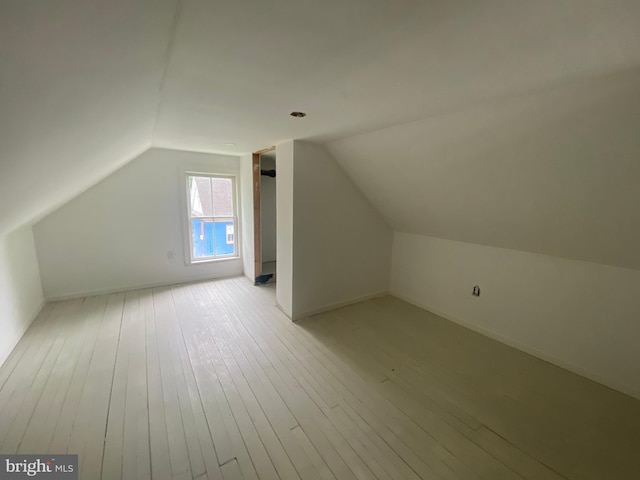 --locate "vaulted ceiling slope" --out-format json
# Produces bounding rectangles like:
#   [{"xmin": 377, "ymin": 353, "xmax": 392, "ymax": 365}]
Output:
[
  {"xmin": 3, "ymin": 0, "xmax": 640, "ymax": 261},
  {"xmin": 155, "ymin": 0, "xmax": 640, "ymax": 153},
  {"xmin": 327, "ymin": 66, "xmax": 640, "ymax": 270},
  {"xmin": 147, "ymin": 0, "xmax": 640, "ymax": 271},
  {"xmin": 0, "ymin": 0, "xmax": 178, "ymax": 236}
]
